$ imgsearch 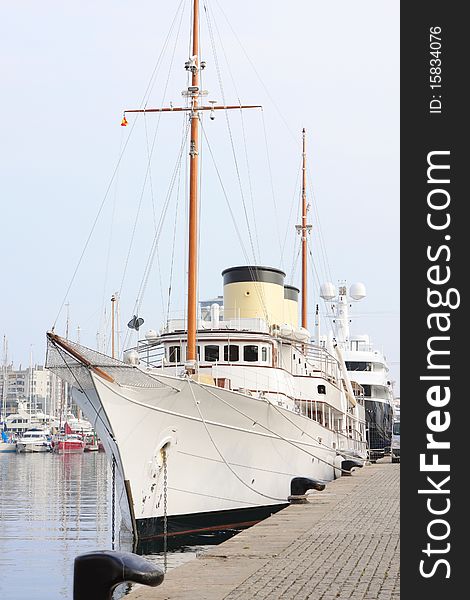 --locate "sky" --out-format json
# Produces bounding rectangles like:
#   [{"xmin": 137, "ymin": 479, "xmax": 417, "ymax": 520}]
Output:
[{"xmin": 0, "ymin": 1, "xmax": 399, "ymax": 391}]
